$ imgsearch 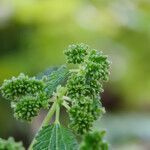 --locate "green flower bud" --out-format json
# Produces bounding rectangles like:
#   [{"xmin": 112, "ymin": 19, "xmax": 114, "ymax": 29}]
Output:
[
  {"xmin": 66, "ymin": 46, "xmax": 110, "ymax": 135},
  {"xmin": 67, "ymin": 74, "xmax": 87, "ymax": 99},
  {"xmin": 14, "ymin": 96, "xmax": 41, "ymax": 121},
  {"xmin": 69, "ymin": 97, "xmax": 104, "ymax": 134},
  {"xmin": 67, "ymin": 73, "xmax": 104, "ymax": 100},
  {"xmin": 86, "ymin": 77, "xmax": 104, "ymax": 96},
  {"xmin": 0, "ymin": 137, "xmax": 25, "ymax": 150},
  {"xmin": 85, "ymin": 50, "xmax": 110, "ymax": 81},
  {"xmin": 80, "ymin": 131, "xmax": 108, "ymax": 150},
  {"xmin": 88, "ymin": 50, "xmax": 106, "ymax": 63},
  {"xmin": 0, "ymin": 73, "xmax": 45, "ymax": 101},
  {"xmin": 64, "ymin": 43, "xmax": 88, "ymax": 64}
]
